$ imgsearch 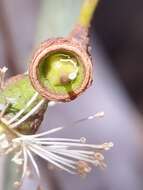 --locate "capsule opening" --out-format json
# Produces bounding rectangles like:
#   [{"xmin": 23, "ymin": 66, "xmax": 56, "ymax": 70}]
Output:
[{"xmin": 38, "ymin": 50, "xmax": 85, "ymax": 96}]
